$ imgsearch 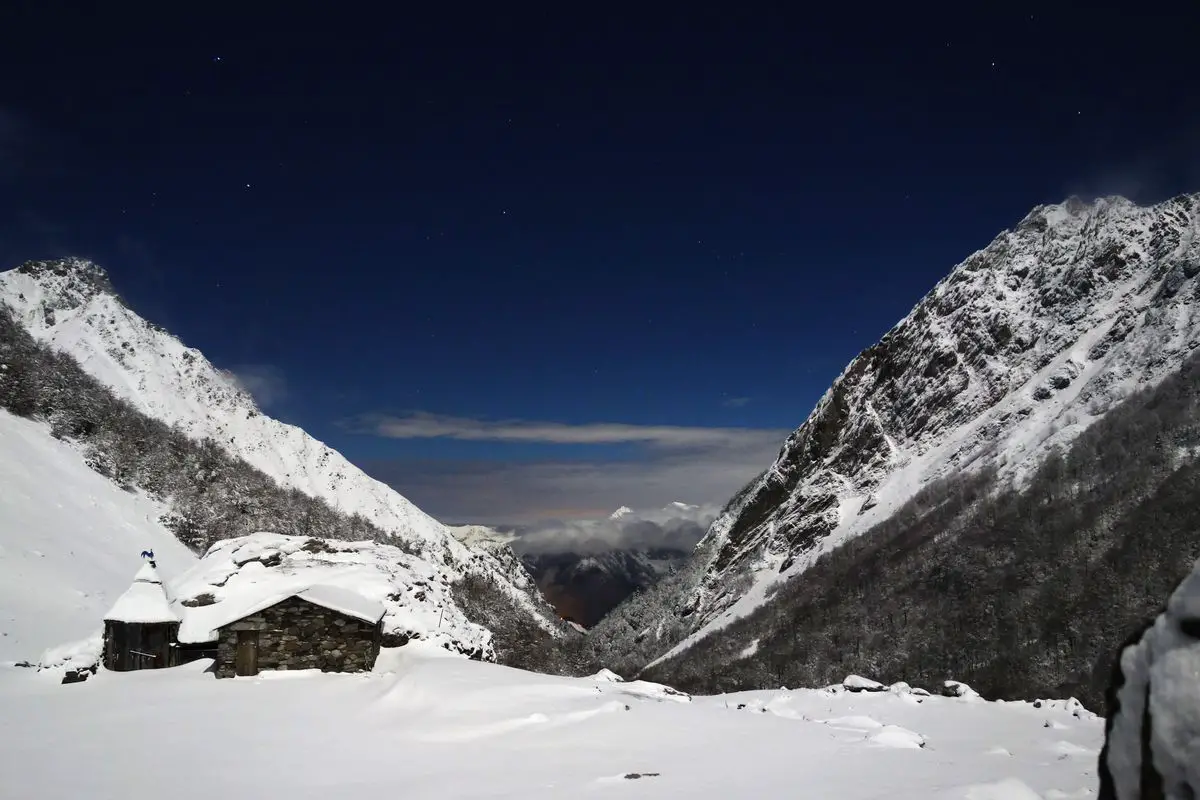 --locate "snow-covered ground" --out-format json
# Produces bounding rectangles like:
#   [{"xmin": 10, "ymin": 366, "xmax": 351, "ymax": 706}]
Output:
[
  {"xmin": 0, "ymin": 647, "xmax": 1103, "ymax": 799},
  {"xmin": 0, "ymin": 410, "xmax": 195, "ymax": 663}
]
